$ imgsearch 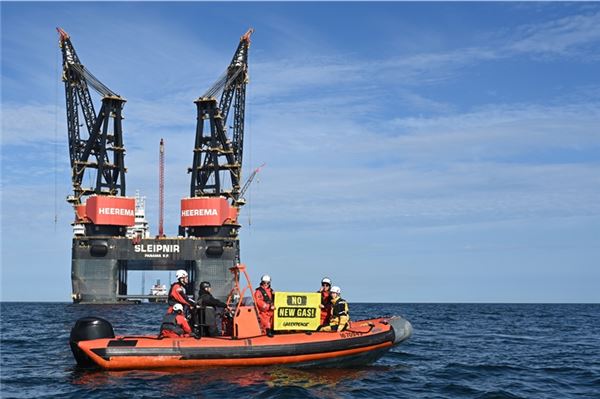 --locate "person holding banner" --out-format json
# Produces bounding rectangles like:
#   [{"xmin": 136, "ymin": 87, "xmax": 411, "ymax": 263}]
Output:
[
  {"xmin": 254, "ymin": 274, "xmax": 275, "ymax": 337},
  {"xmin": 318, "ymin": 286, "xmax": 350, "ymax": 332},
  {"xmin": 318, "ymin": 277, "xmax": 333, "ymax": 325}
]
